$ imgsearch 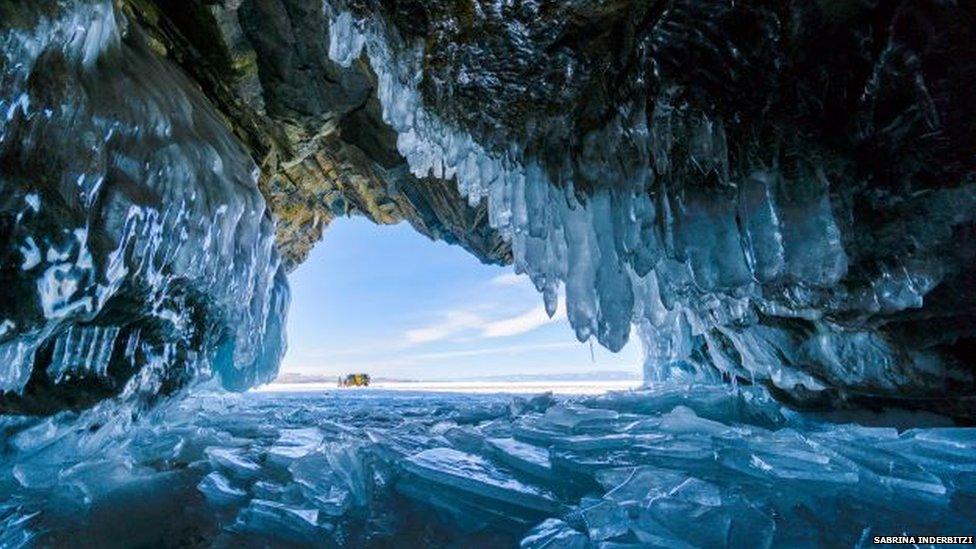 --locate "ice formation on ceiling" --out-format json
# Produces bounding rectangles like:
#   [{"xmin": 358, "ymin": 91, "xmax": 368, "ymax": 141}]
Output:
[
  {"xmin": 322, "ymin": 1, "xmax": 976, "ymax": 410},
  {"xmin": 0, "ymin": 0, "xmax": 288, "ymax": 411},
  {"xmin": 1, "ymin": 0, "xmax": 973, "ymax": 418}
]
